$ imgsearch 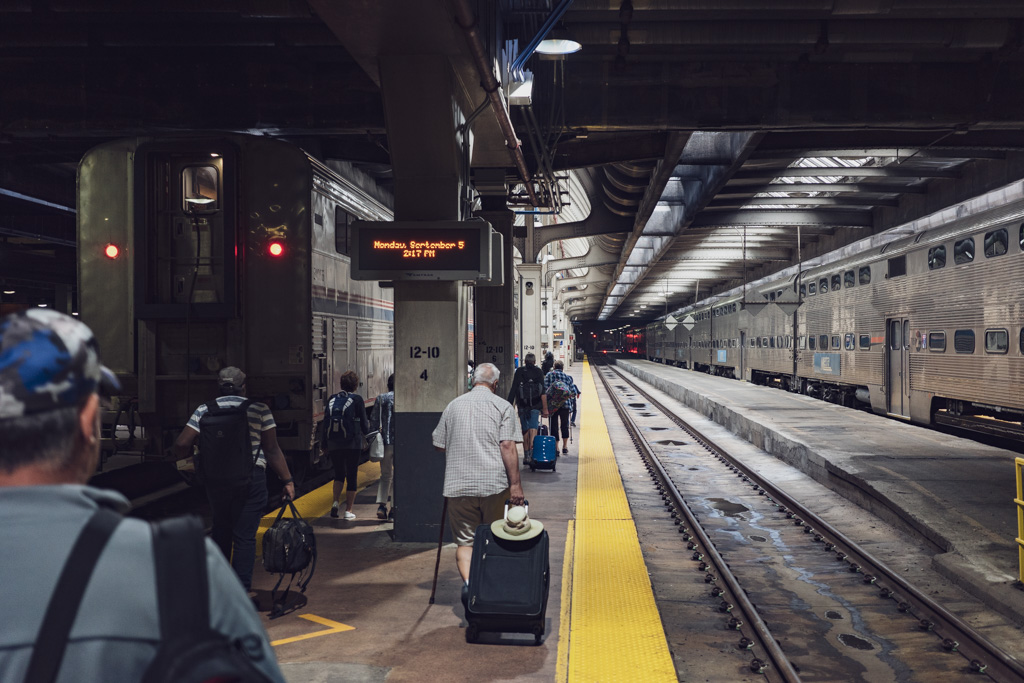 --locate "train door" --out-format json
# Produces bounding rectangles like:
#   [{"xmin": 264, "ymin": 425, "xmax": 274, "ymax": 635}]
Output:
[
  {"xmin": 739, "ymin": 331, "xmax": 746, "ymax": 380},
  {"xmin": 886, "ymin": 317, "xmax": 911, "ymax": 417}
]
